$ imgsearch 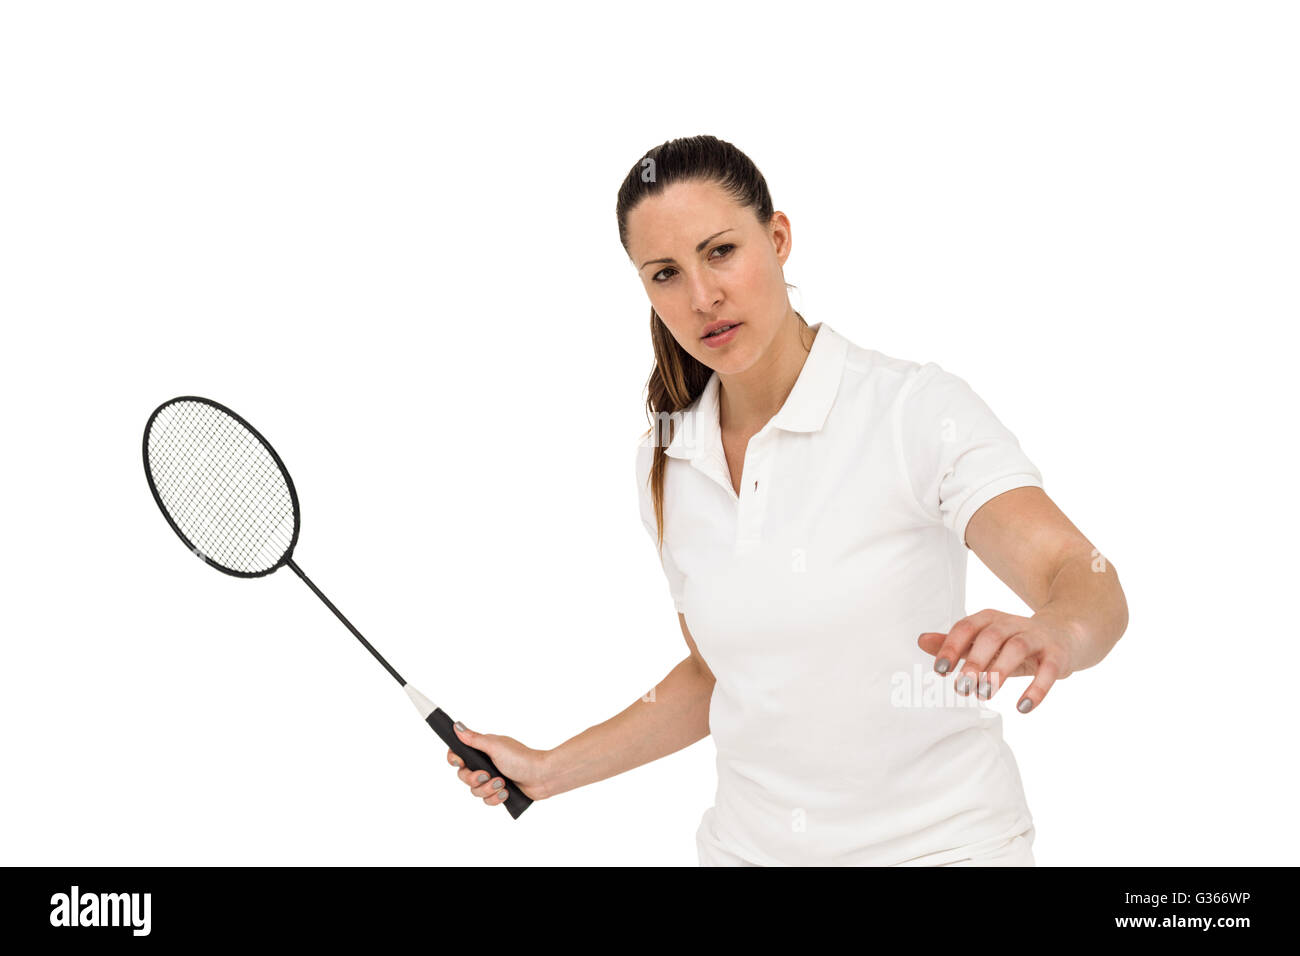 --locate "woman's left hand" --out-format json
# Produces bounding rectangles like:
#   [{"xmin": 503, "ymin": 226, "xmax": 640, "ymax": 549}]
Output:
[{"xmin": 916, "ymin": 607, "xmax": 1082, "ymax": 713}]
